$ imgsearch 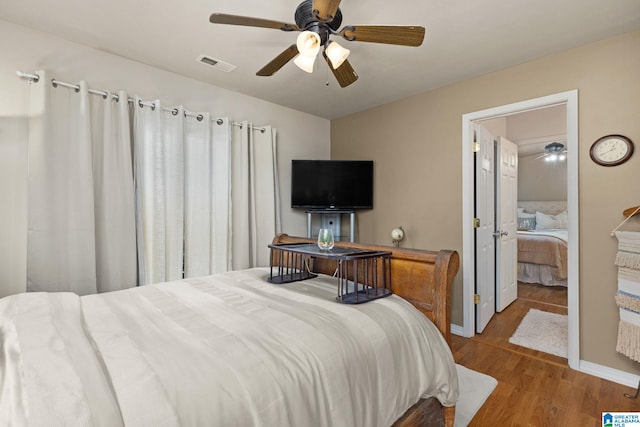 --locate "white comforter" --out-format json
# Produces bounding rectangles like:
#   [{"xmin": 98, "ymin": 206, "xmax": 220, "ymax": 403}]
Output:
[{"xmin": 0, "ymin": 268, "xmax": 458, "ymax": 427}]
